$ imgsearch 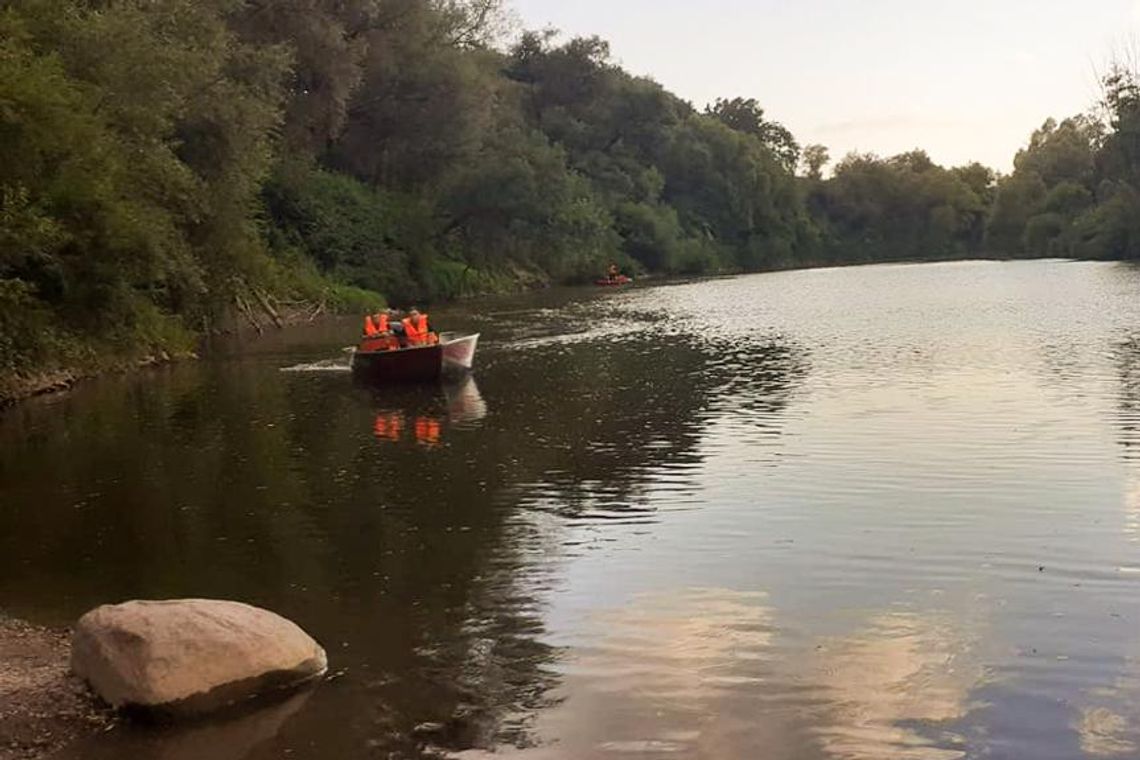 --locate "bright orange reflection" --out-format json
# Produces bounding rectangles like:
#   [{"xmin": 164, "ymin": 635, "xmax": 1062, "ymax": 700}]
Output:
[
  {"xmin": 372, "ymin": 412, "xmax": 404, "ymax": 442},
  {"xmin": 373, "ymin": 412, "xmax": 442, "ymax": 448}
]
